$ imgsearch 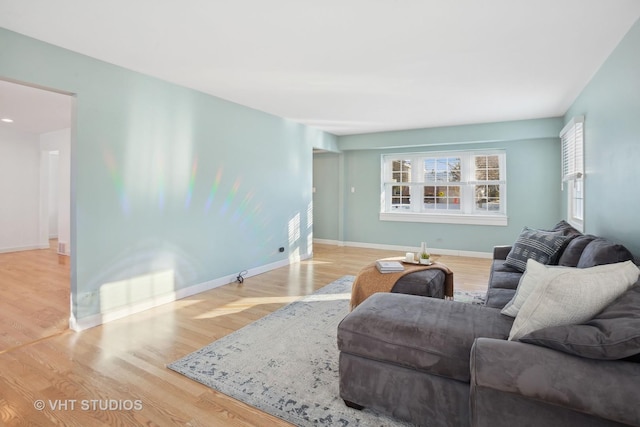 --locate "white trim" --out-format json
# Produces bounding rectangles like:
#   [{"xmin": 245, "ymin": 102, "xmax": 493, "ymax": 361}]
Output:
[
  {"xmin": 314, "ymin": 239, "xmax": 492, "ymax": 259},
  {"xmin": 381, "ymin": 150, "xmax": 507, "ymax": 221},
  {"xmin": 379, "ymin": 212, "xmax": 508, "ymax": 226},
  {"xmin": 0, "ymin": 244, "xmax": 50, "ymax": 254},
  {"xmin": 69, "ymin": 255, "xmax": 309, "ymax": 331},
  {"xmin": 313, "ymin": 238, "xmax": 344, "ymax": 246},
  {"xmin": 344, "ymin": 240, "xmax": 493, "ymax": 259},
  {"xmin": 567, "ymin": 217, "xmax": 584, "ymax": 233},
  {"xmin": 559, "ymin": 115, "xmax": 584, "ymax": 137}
]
